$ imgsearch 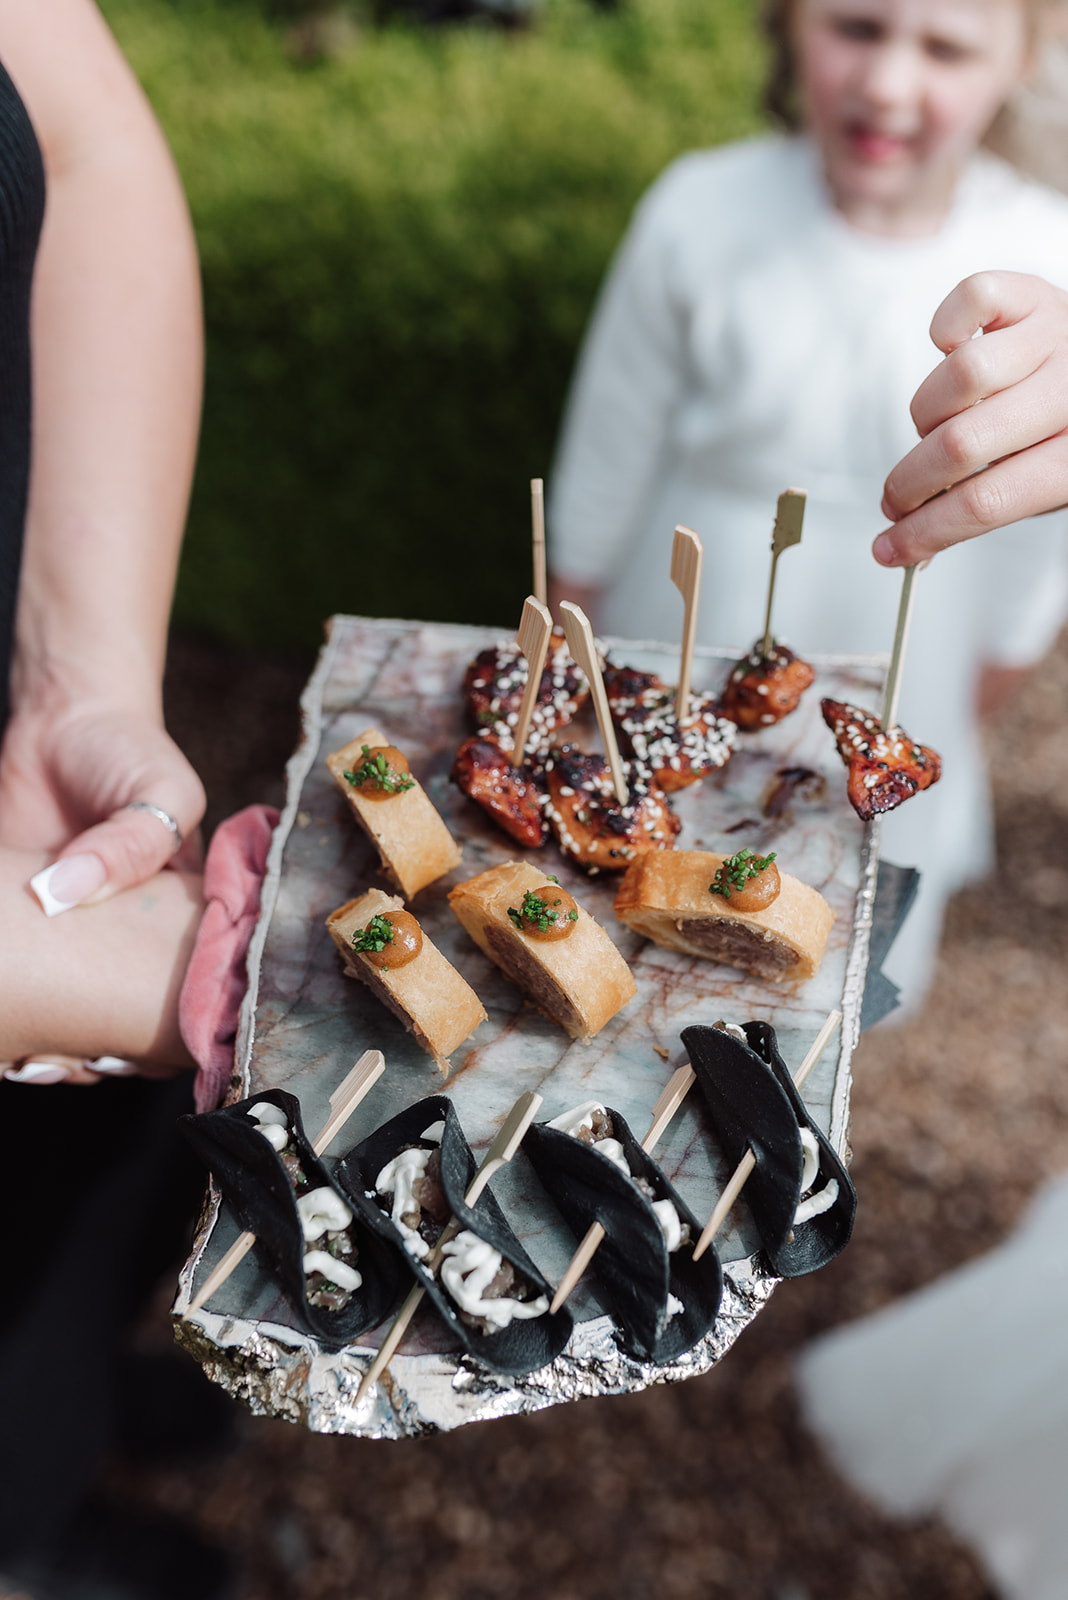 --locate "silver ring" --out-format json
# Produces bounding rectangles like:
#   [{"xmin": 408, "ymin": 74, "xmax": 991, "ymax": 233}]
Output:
[{"xmin": 125, "ymin": 801, "xmax": 183, "ymax": 853}]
